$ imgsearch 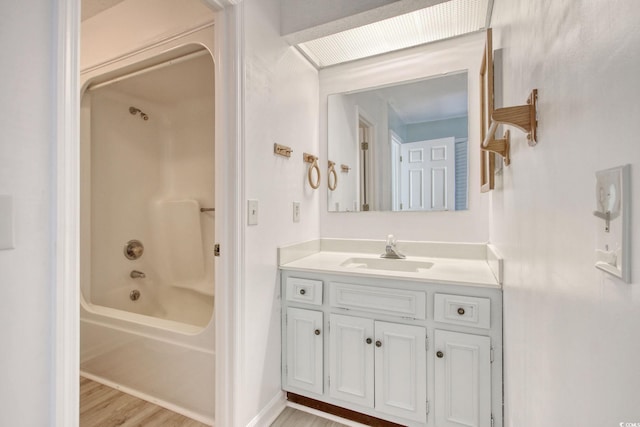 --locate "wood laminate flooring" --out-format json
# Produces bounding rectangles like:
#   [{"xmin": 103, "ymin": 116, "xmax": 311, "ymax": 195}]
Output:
[
  {"xmin": 80, "ymin": 377, "xmax": 209, "ymax": 427},
  {"xmin": 270, "ymin": 407, "xmax": 351, "ymax": 427},
  {"xmin": 81, "ymin": 377, "xmax": 353, "ymax": 427}
]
